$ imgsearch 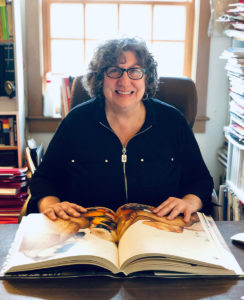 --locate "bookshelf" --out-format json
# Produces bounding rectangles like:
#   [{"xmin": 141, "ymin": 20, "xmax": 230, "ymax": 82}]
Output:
[
  {"xmin": 0, "ymin": 0, "xmax": 25, "ymax": 167},
  {"xmin": 219, "ymin": 38, "xmax": 244, "ymax": 221},
  {"xmin": 214, "ymin": 2, "xmax": 244, "ymax": 220}
]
